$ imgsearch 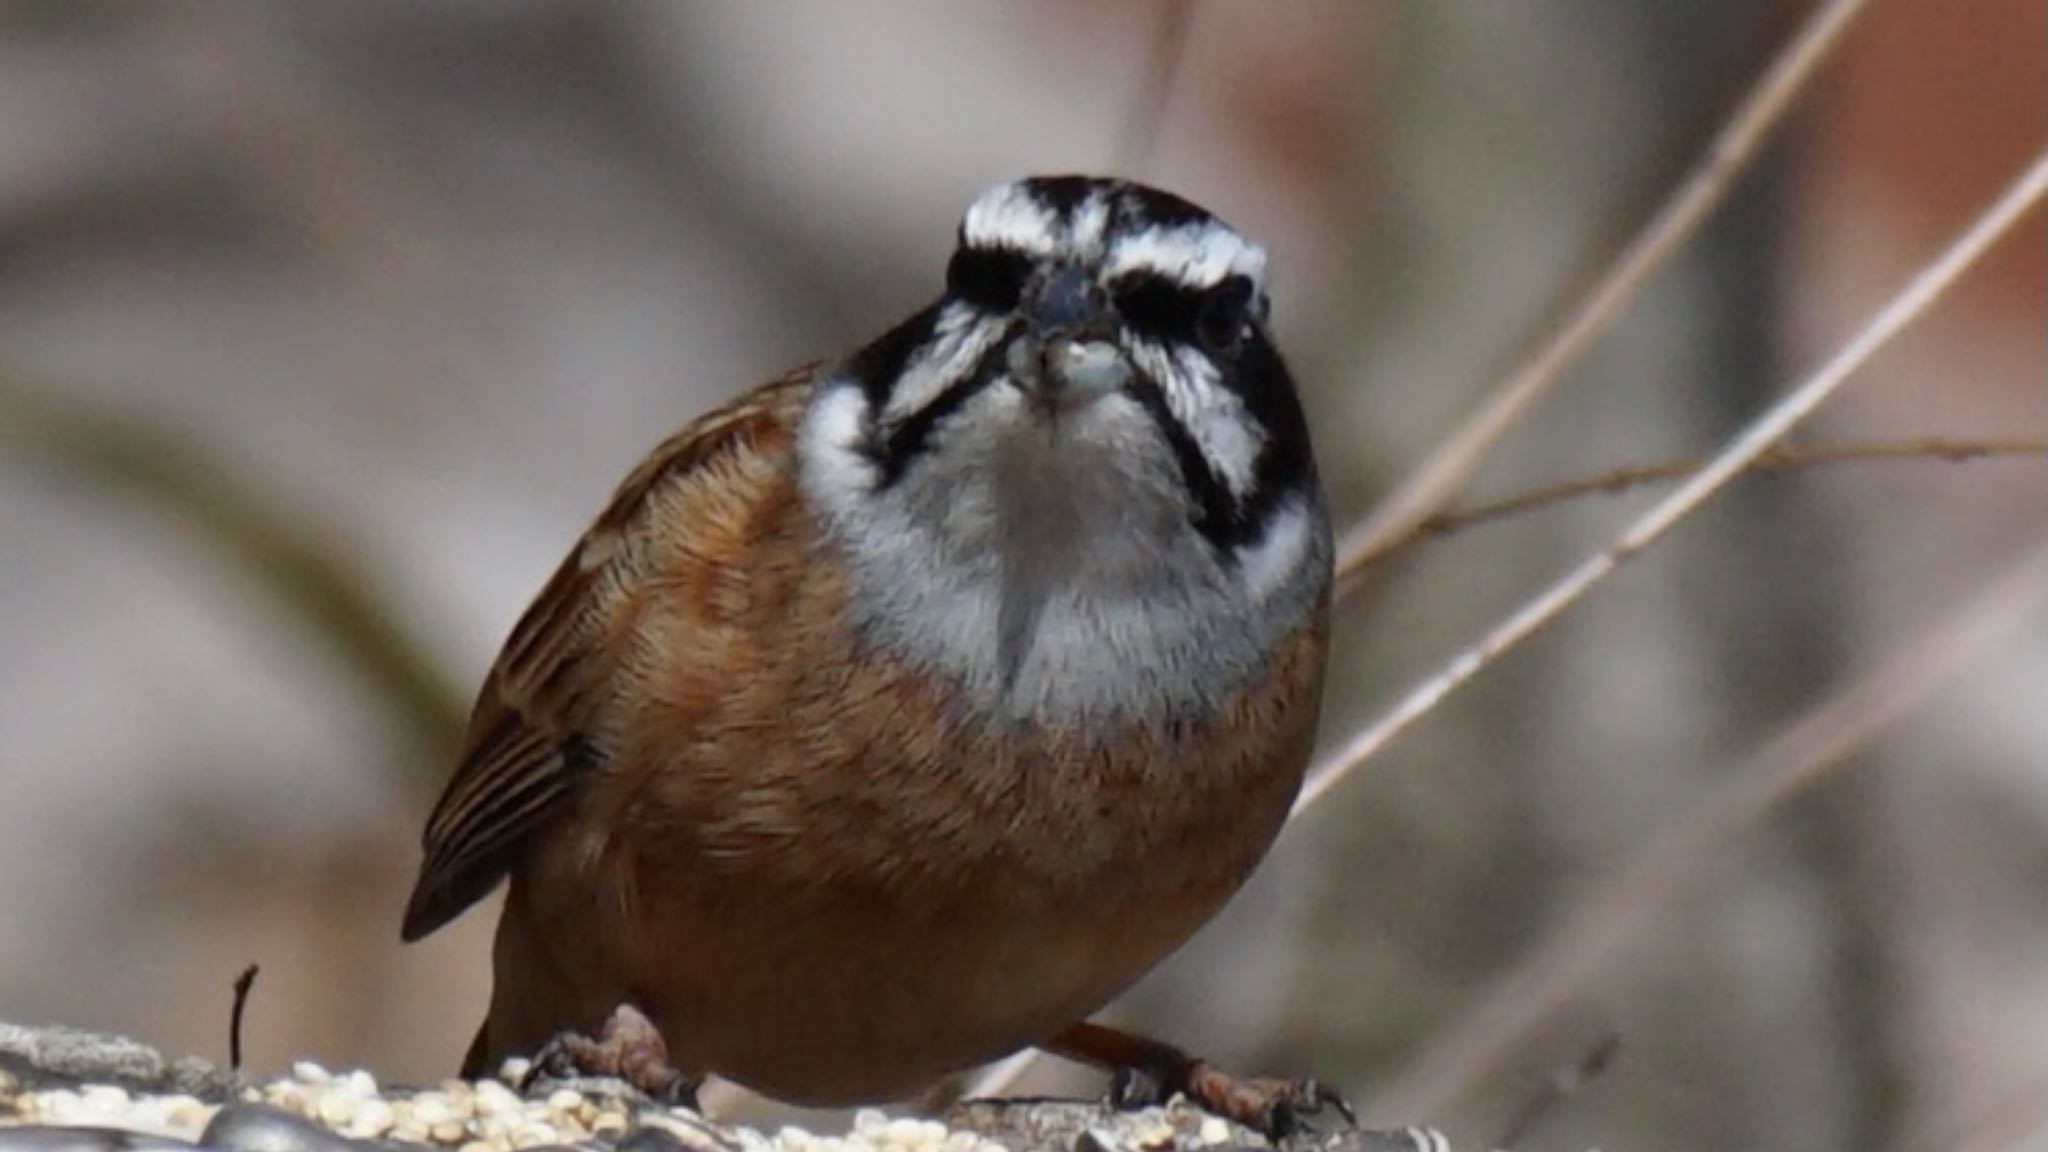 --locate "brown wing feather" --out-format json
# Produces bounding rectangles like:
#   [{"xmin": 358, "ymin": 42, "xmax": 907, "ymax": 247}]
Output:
[{"xmin": 401, "ymin": 368, "xmax": 820, "ymax": 942}]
